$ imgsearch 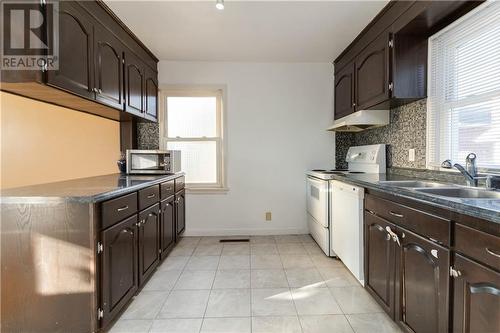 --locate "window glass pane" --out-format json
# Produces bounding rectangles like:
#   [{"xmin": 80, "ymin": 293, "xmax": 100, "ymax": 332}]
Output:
[
  {"xmin": 167, "ymin": 97, "xmax": 217, "ymax": 138},
  {"xmin": 167, "ymin": 141, "xmax": 217, "ymax": 183},
  {"xmin": 450, "ymin": 98, "xmax": 500, "ymax": 169},
  {"xmin": 428, "ymin": 2, "xmax": 500, "ymax": 170}
]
